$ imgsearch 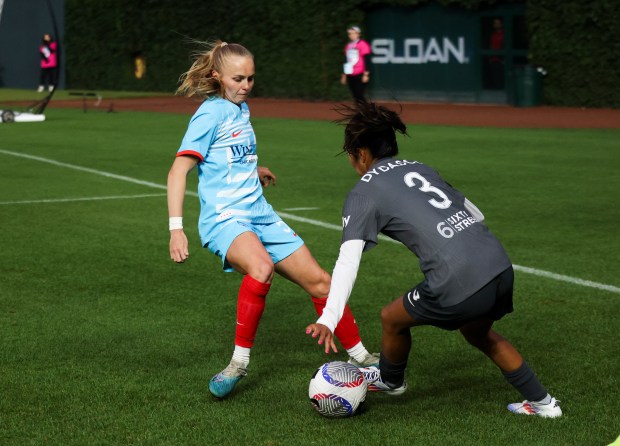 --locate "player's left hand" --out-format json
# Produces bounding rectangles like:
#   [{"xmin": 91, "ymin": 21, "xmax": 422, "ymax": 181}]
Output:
[
  {"xmin": 306, "ymin": 323, "xmax": 338, "ymax": 354},
  {"xmin": 258, "ymin": 166, "xmax": 276, "ymax": 187}
]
